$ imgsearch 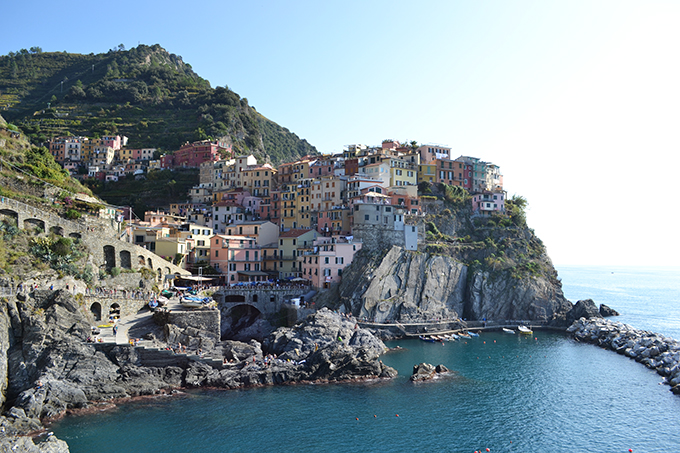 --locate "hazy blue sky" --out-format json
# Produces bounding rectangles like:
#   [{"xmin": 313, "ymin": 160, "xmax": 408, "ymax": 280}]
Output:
[{"xmin": 3, "ymin": 0, "xmax": 679, "ymax": 267}]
